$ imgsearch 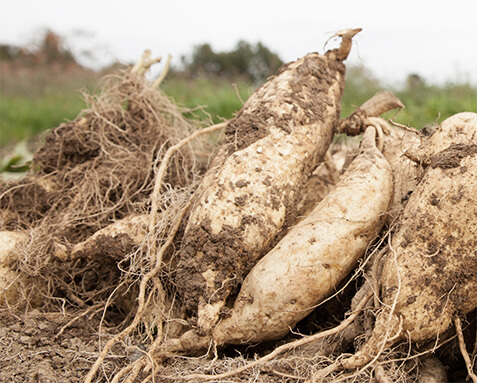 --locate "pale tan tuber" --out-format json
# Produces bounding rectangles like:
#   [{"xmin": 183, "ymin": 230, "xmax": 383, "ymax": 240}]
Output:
[
  {"xmin": 0, "ymin": 230, "xmax": 27, "ymax": 305},
  {"xmin": 319, "ymin": 113, "xmax": 477, "ymax": 375},
  {"xmin": 175, "ymin": 30, "xmax": 362, "ymax": 333},
  {"xmin": 174, "ymin": 125, "xmax": 393, "ymax": 350}
]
